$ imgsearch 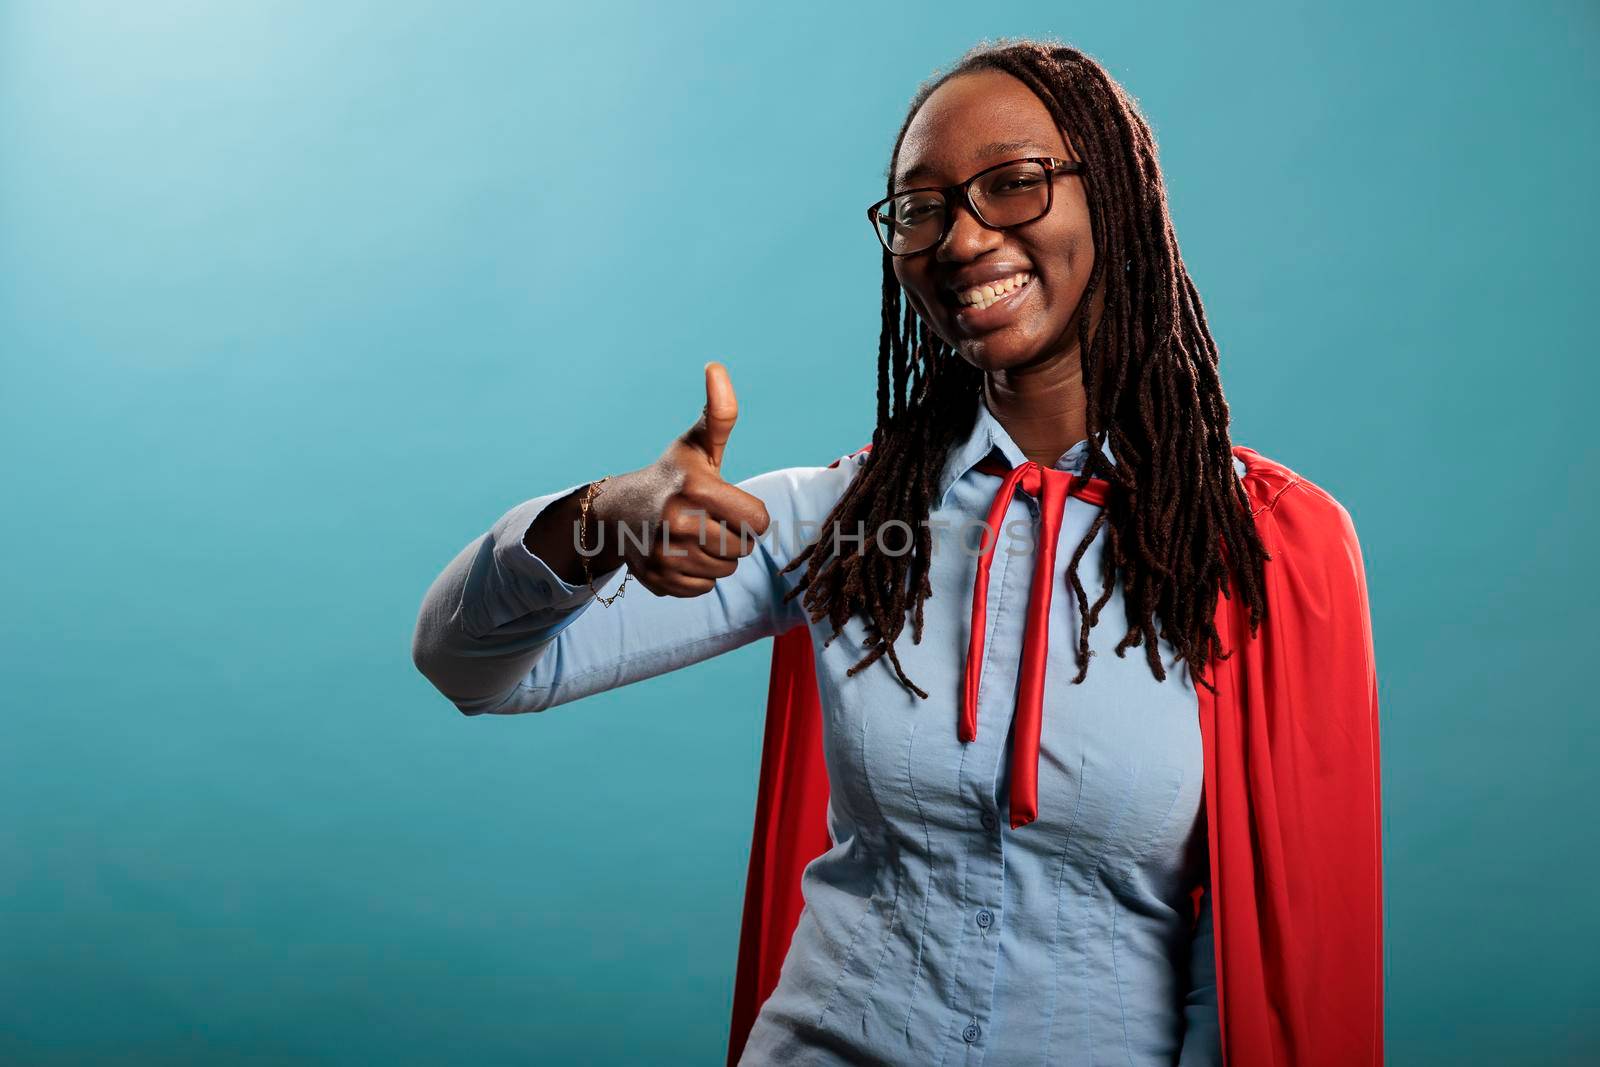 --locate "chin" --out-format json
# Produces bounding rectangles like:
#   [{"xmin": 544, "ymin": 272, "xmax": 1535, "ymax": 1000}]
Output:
[{"xmin": 951, "ymin": 328, "xmax": 1051, "ymax": 371}]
